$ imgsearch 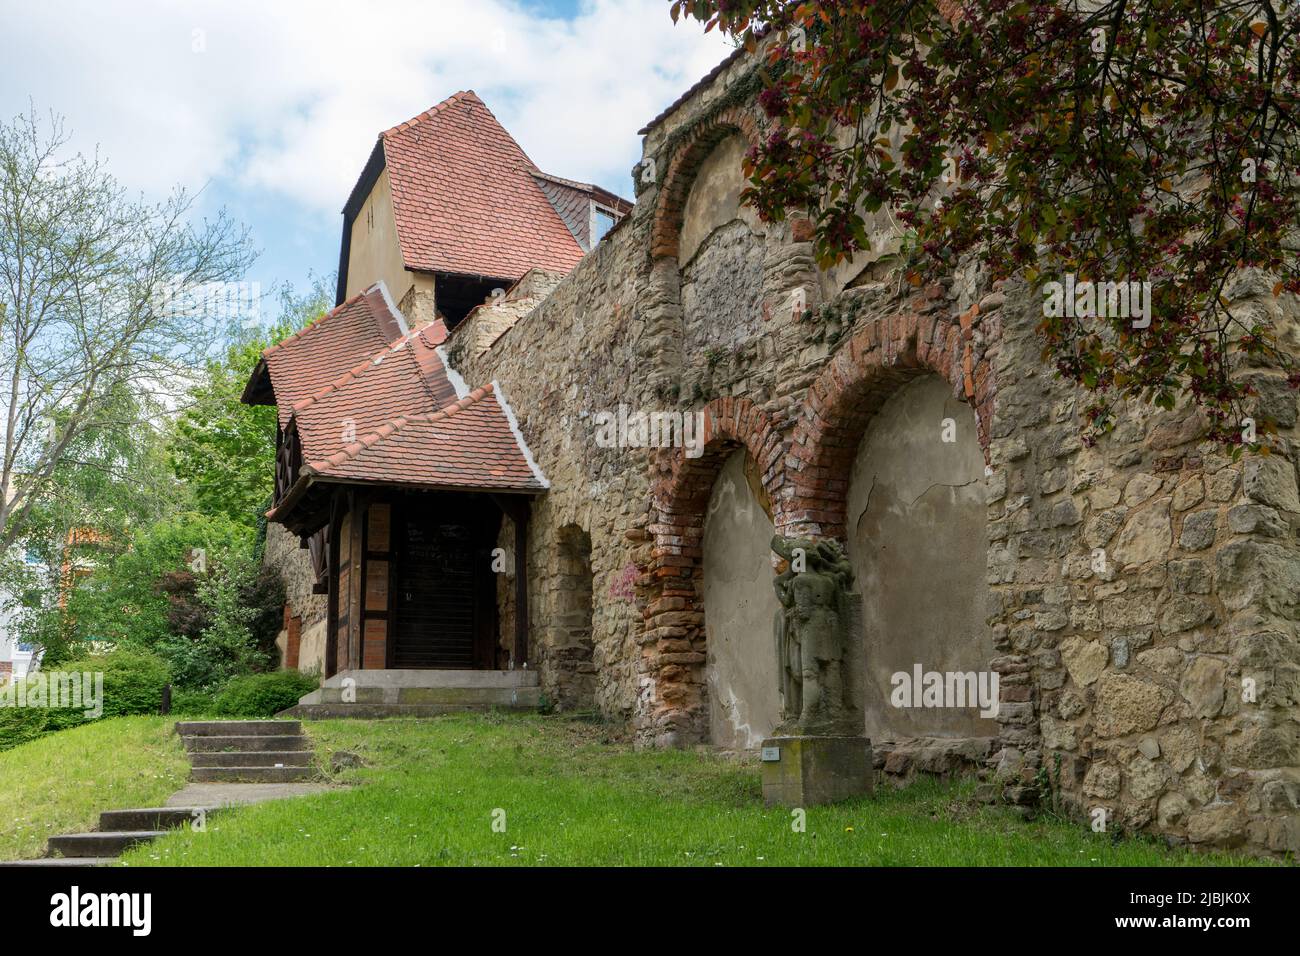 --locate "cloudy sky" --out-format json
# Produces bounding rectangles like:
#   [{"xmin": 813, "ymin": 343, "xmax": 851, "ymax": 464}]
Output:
[{"xmin": 0, "ymin": 0, "xmax": 732, "ymax": 307}]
